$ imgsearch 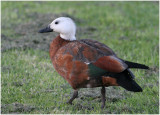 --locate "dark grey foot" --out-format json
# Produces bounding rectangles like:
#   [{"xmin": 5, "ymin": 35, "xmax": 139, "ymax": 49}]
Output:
[
  {"xmin": 67, "ymin": 90, "xmax": 78, "ymax": 105},
  {"xmin": 101, "ymin": 86, "xmax": 106, "ymax": 109}
]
